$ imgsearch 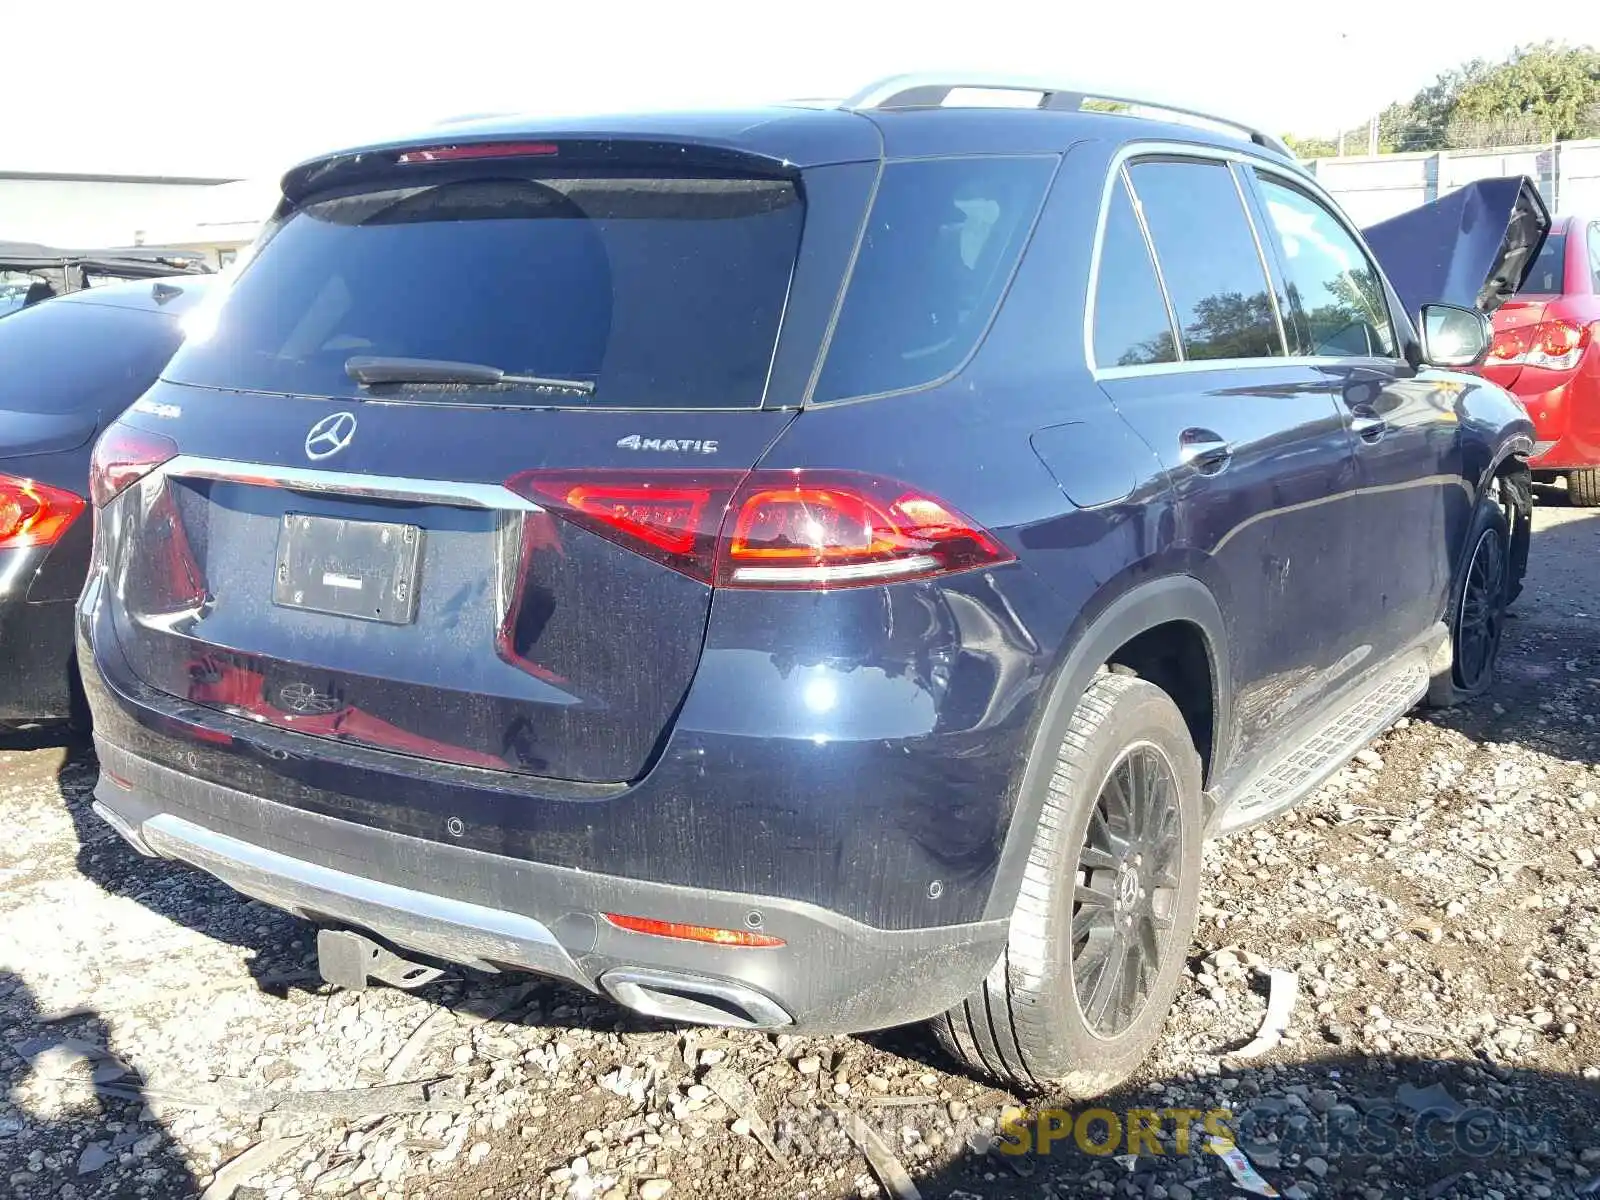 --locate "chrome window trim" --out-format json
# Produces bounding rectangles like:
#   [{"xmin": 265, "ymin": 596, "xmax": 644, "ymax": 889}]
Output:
[
  {"xmin": 1095, "ymin": 354, "xmax": 1406, "ymax": 382},
  {"xmin": 1084, "ymin": 140, "xmax": 1405, "ymax": 379},
  {"xmin": 159, "ymin": 455, "xmax": 544, "ymax": 511}
]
